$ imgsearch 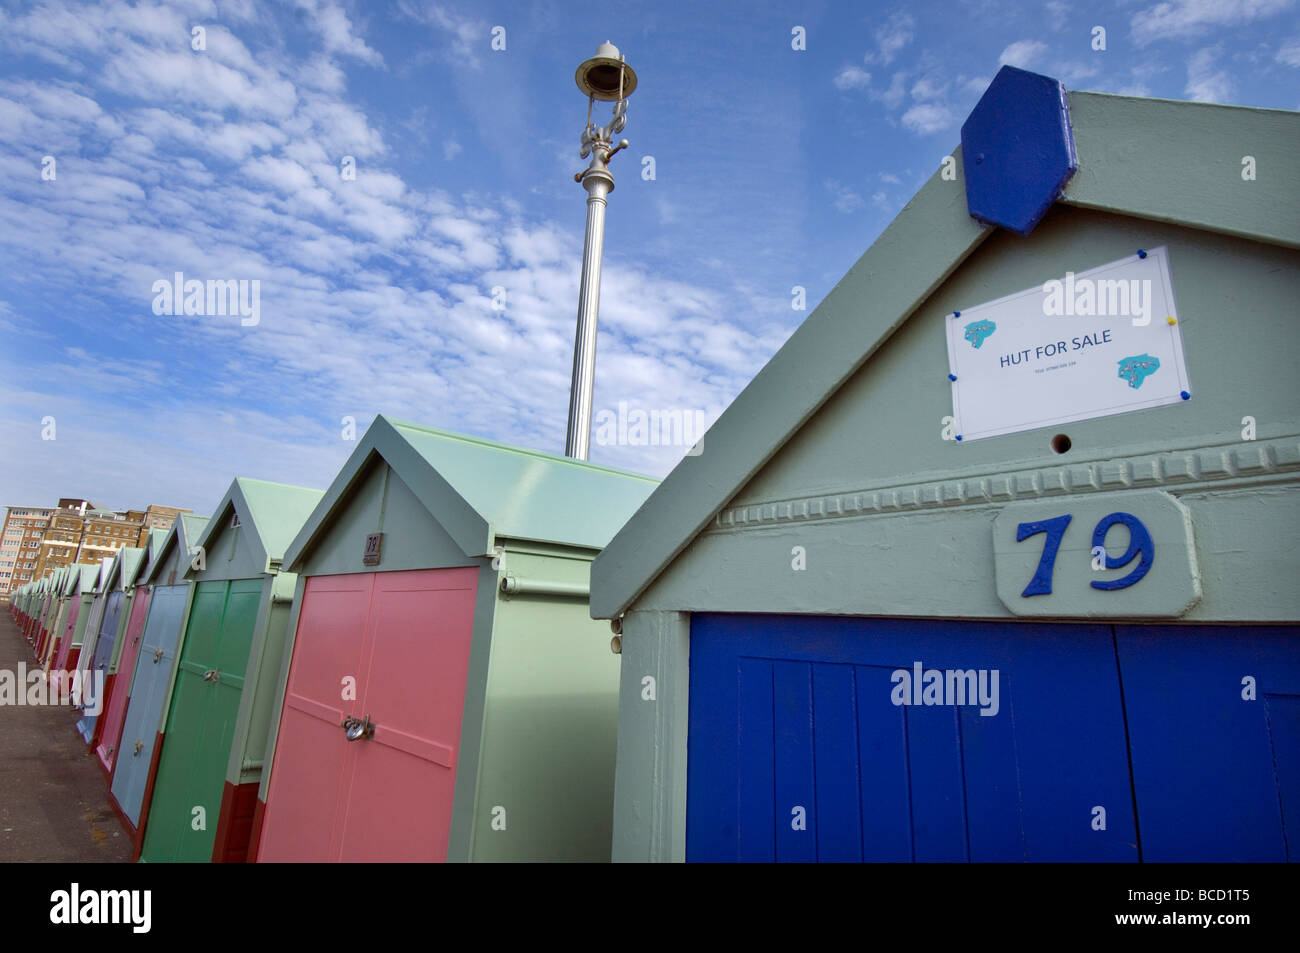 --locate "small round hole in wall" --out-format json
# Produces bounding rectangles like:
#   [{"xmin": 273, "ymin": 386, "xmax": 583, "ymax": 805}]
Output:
[{"xmin": 1051, "ymin": 434, "xmax": 1072, "ymax": 454}]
